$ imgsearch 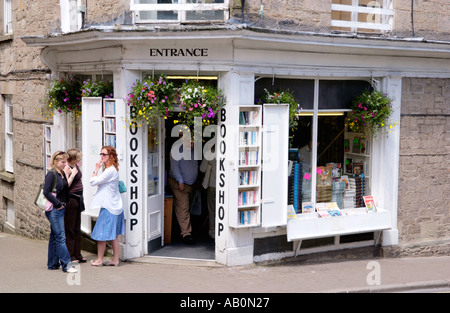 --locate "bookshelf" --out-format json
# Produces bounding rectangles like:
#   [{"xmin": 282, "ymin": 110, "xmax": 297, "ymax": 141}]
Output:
[
  {"xmin": 343, "ymin": 128, "xmax": 372, "ymax": 207},
  {"xmin": 235, "ymin": 105, "xmax": 262, "ymax": 227},
  {"xmin": 103, "ymin": 99, "xmax": 117, "ymax": 148},
  {"xmin": 343, "ymin": 130, "xmax": 371, "ymax": 178}
]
